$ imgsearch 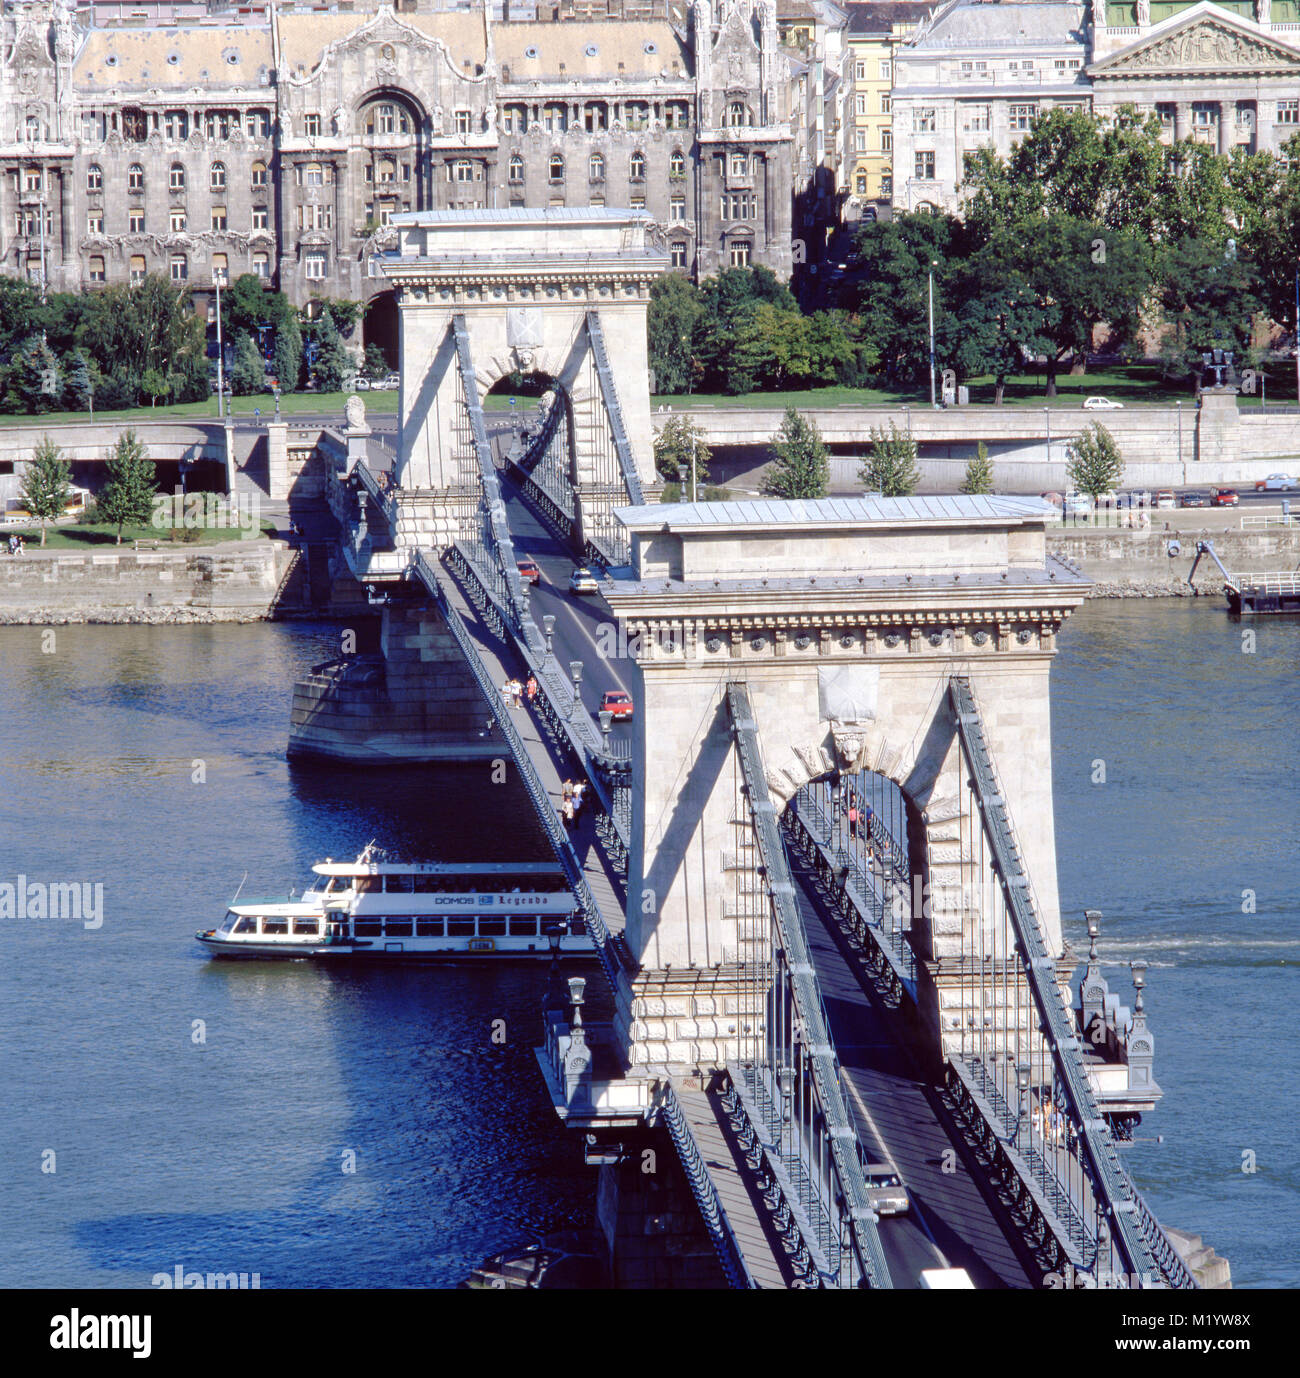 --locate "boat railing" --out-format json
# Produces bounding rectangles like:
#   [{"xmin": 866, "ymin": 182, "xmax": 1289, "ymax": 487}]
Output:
[{"xmin": 1236, "ymin": 570, "xmax": 1300, "ymax": 595}]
